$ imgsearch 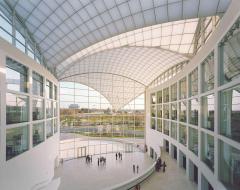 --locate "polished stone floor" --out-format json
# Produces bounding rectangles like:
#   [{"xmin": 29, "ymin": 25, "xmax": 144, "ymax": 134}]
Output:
[
  {"xmin": 141, "ymin": 152, "xmax": 197, "ymax": 190},
  {"xmin": 55, "ymin": 151, "xmax": 153, "ymax": 190}
]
